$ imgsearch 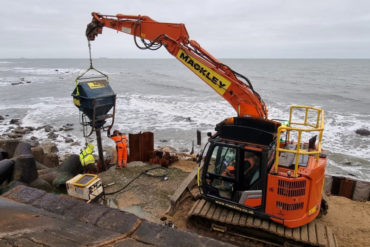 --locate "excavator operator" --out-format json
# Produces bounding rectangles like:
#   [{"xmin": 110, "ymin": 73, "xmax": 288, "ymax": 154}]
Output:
[{"xmin": 108, "ymin": 128, "xmax": 128, "ymax": 168}]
